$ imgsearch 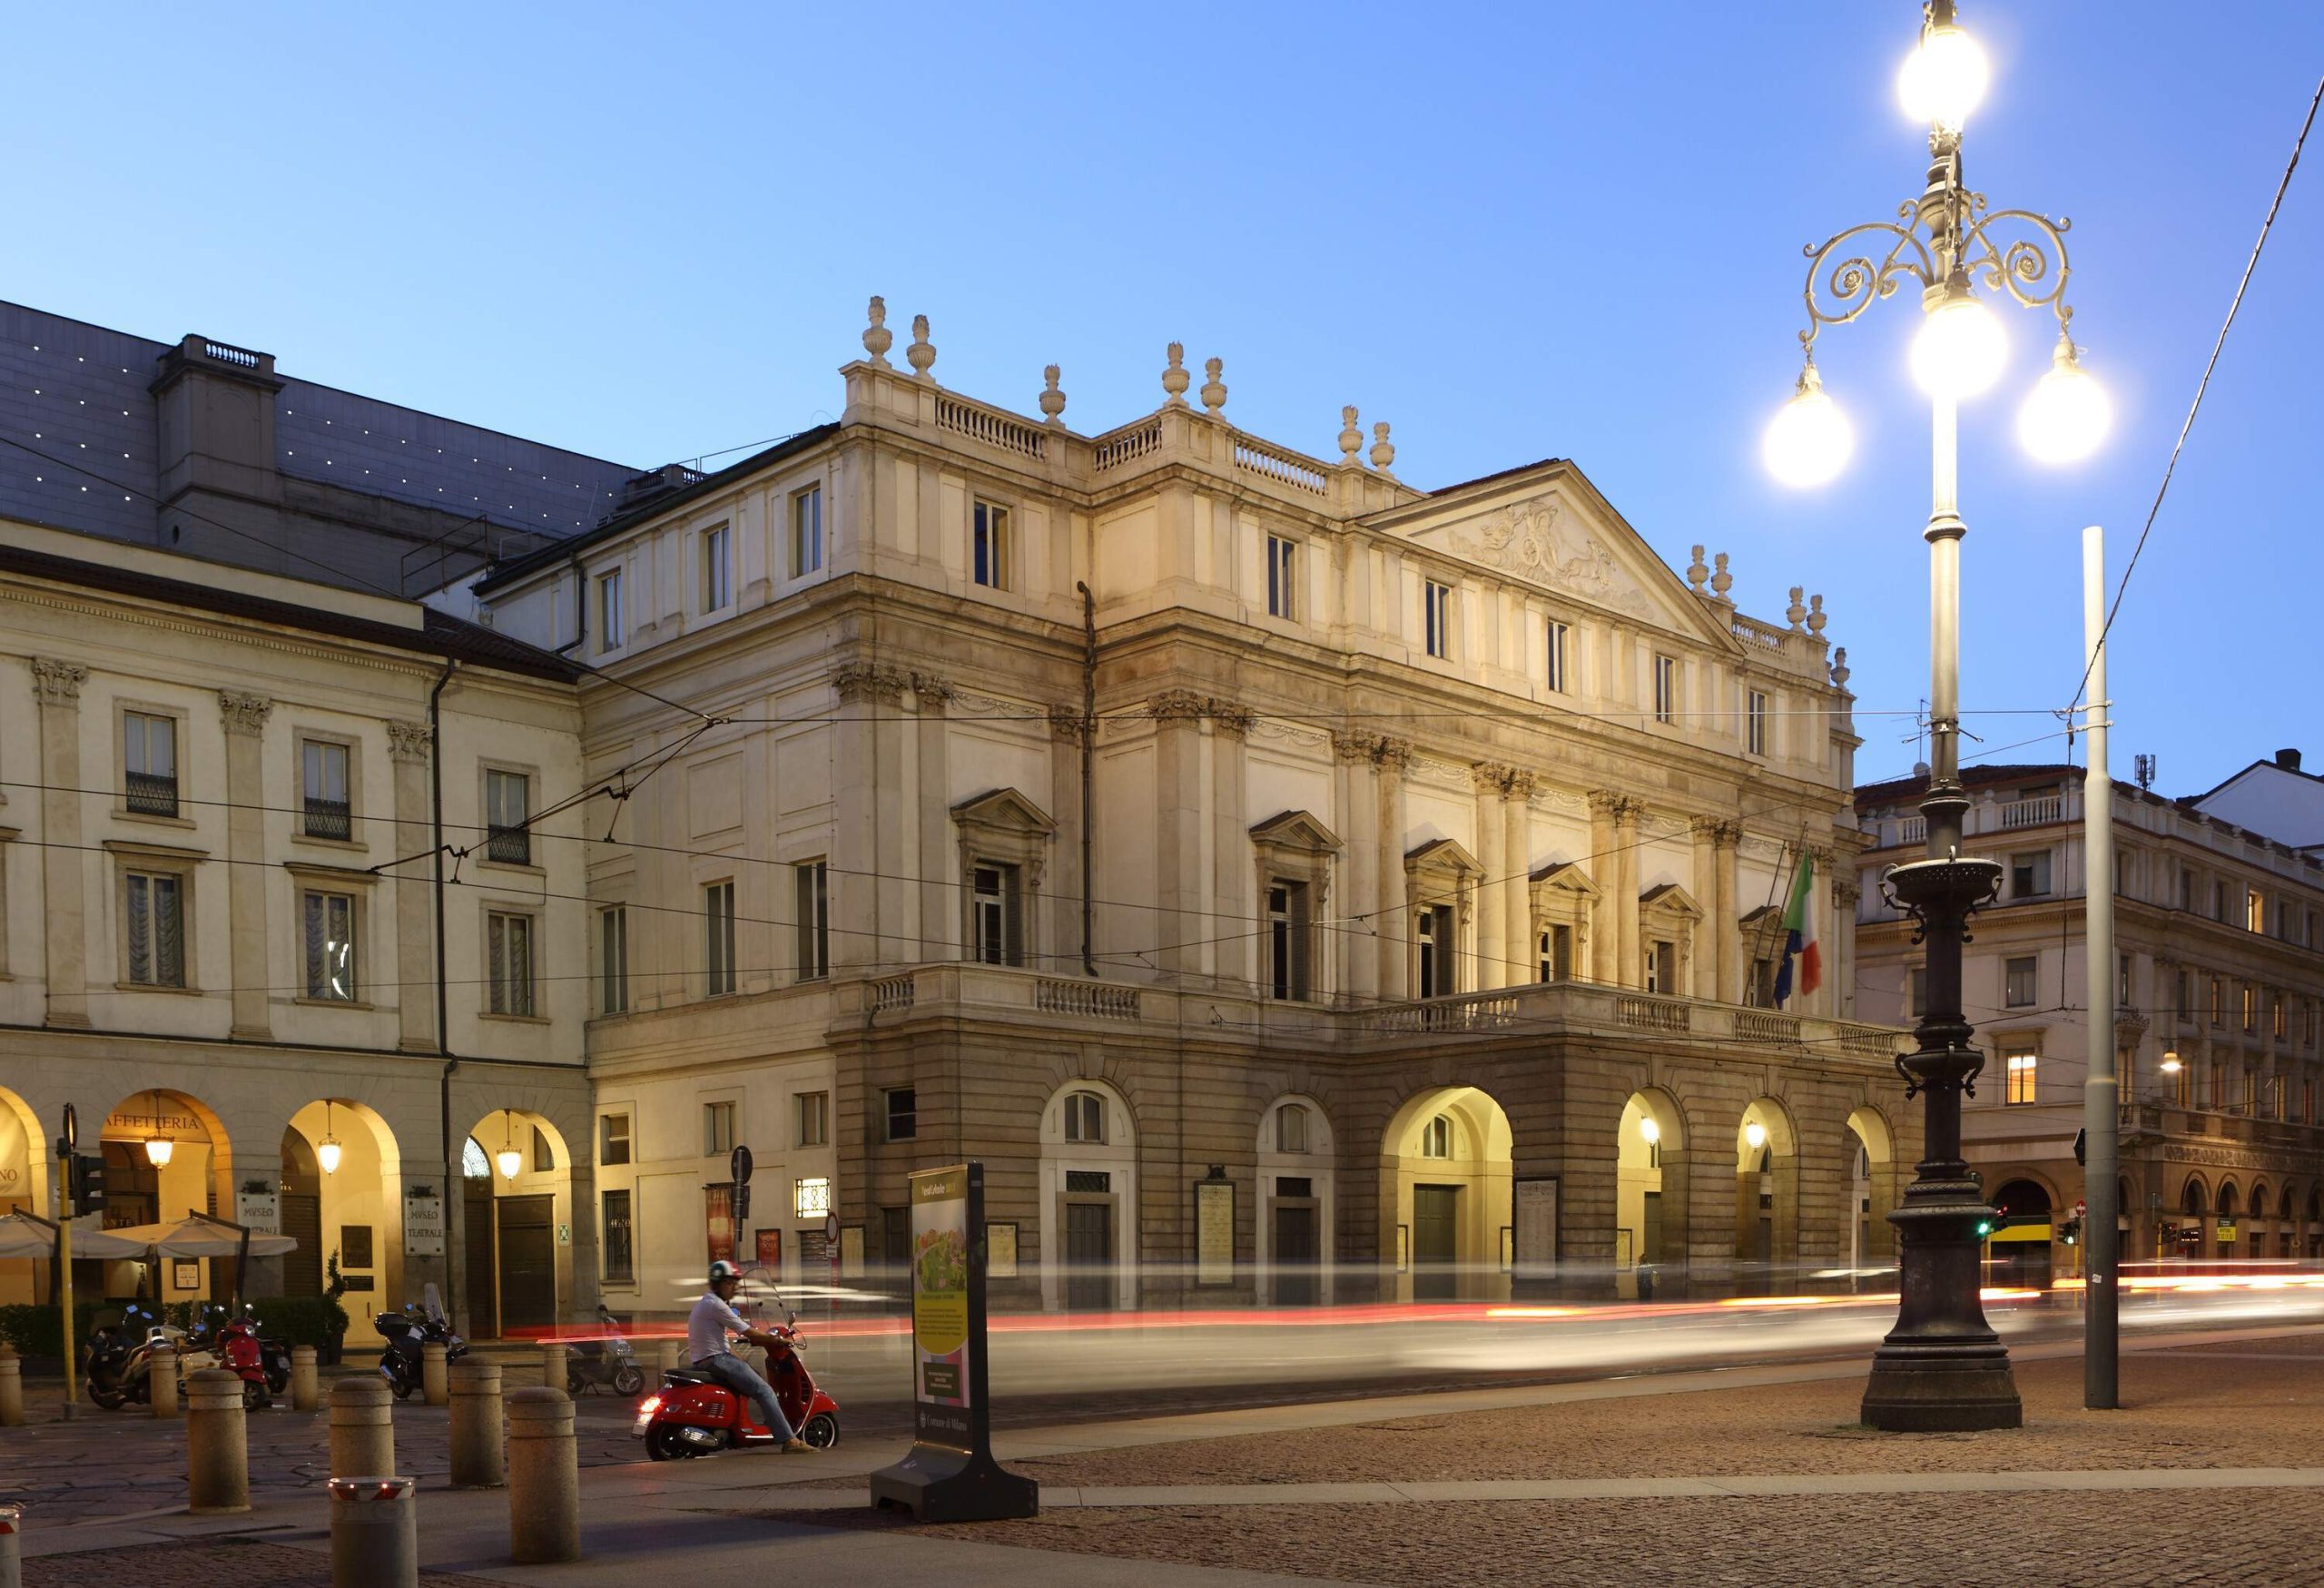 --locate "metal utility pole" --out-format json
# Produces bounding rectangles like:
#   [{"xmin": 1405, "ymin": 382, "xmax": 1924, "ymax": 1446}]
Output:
[{"xmin": 2082, "ymin": 524, "xmax": 2120, "ymax": 1408}]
